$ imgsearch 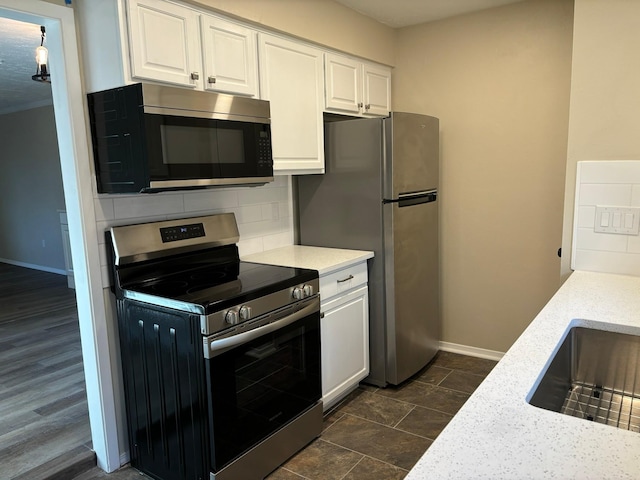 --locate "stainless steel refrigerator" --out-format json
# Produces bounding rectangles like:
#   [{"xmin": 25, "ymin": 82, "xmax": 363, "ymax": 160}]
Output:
[{"xmin": 296, "ymin": 112, "xmax": 440, "ymax": 387}]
